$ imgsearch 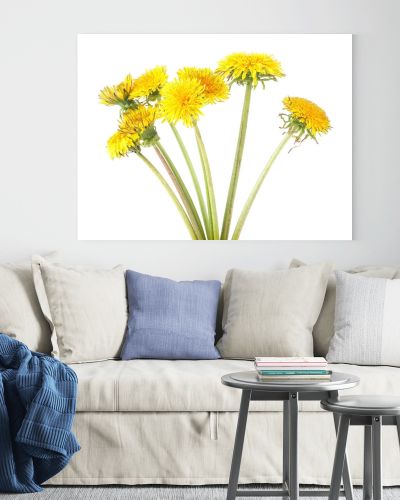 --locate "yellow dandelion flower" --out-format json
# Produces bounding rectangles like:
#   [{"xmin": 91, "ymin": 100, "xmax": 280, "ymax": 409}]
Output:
[
  {"xmin": 119, "ymin": 105, "xmax": 158, "ymax": 135},
  {"xmin": 107, "ymin": 130, "xmax": 139, "ymax": 159},
  {"xmin": 282, "ymin": 96, "xmax": 331, "ymax": 138},
  {"xmin": 159, "ymin": 78, "xmax": 205, "ymax": 127},
  {"xmin": 99, "ymin": 74, "xmax": 135, "ymax": 106},
  {"xmin": 217, "ymin": 52, "xmax": 284, "ymax": 87},
  {"xmin": 129, "ymin": 66, "xmax": 168, "ymax": 101},
  {"xmin": 177, "ymin": 67, "xmax": 229, "ymax": 104}
]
